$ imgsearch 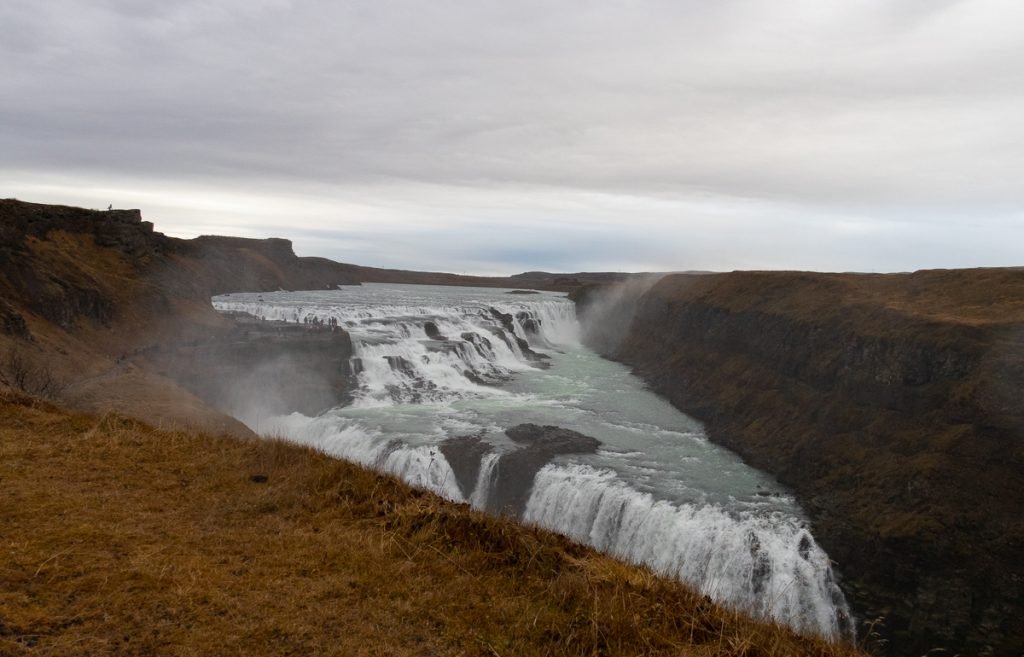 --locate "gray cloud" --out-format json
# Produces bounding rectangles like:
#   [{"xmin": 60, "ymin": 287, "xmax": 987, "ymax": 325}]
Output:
[{"xmin": 2, "ymin": 0, "xmax": 1023, "ymax": 273}]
